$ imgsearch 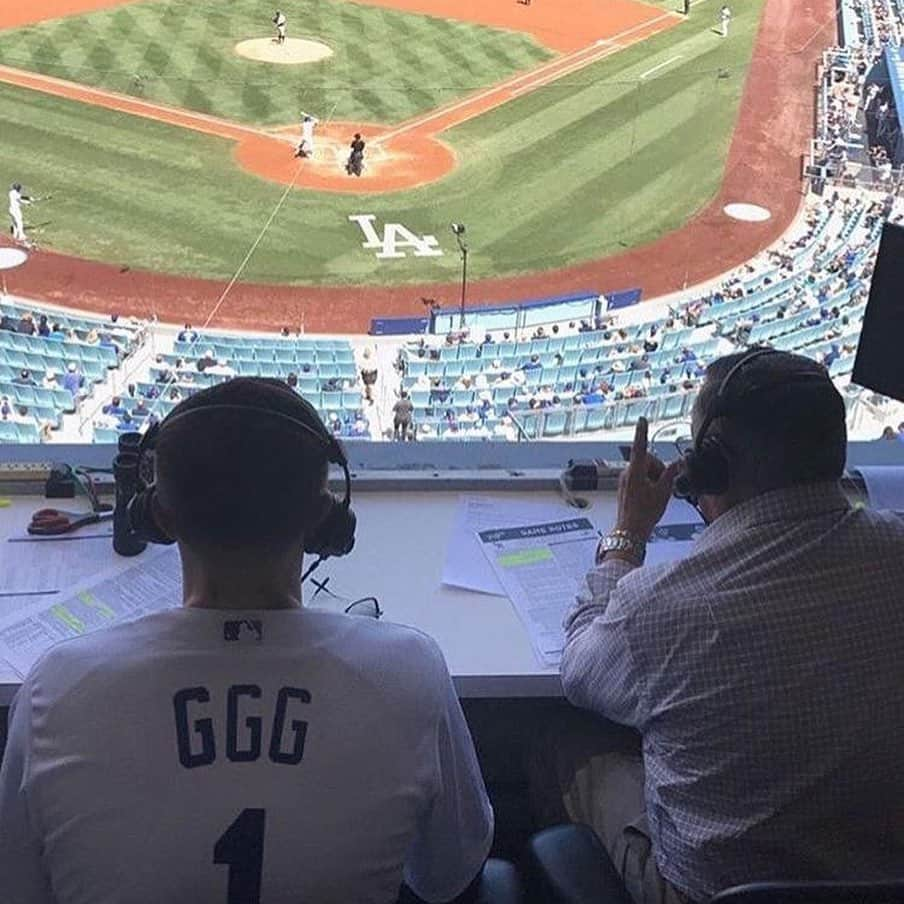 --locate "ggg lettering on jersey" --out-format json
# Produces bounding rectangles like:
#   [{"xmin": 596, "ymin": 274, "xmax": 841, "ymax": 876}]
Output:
[{"xmin": 173, "ymin": 685, "xmax": 311, "ymax": 769}]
